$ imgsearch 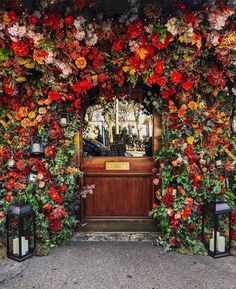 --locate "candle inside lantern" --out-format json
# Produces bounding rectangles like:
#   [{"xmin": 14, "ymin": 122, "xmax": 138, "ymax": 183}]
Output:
[
  {"xmin": 217, "ymin": 236, "xmax": 225, "ymax": 252},
  {"xmin": 13, "ymin": 237, "xmax": 29, "ymax": 255},
  {"xmin": 209, "ymin": 231, "xmax": 220, "ymax": 252},
  {"xmin": 60, "ymin": 117, "xmax": 67, "ymax": 126},
  {"xmin": 8, "ymin": 158, "xmax": 15, "ymax": 168},
  {"xmin": 32, "ymin": 143, "xmax": 40, "ymax": 153}
]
